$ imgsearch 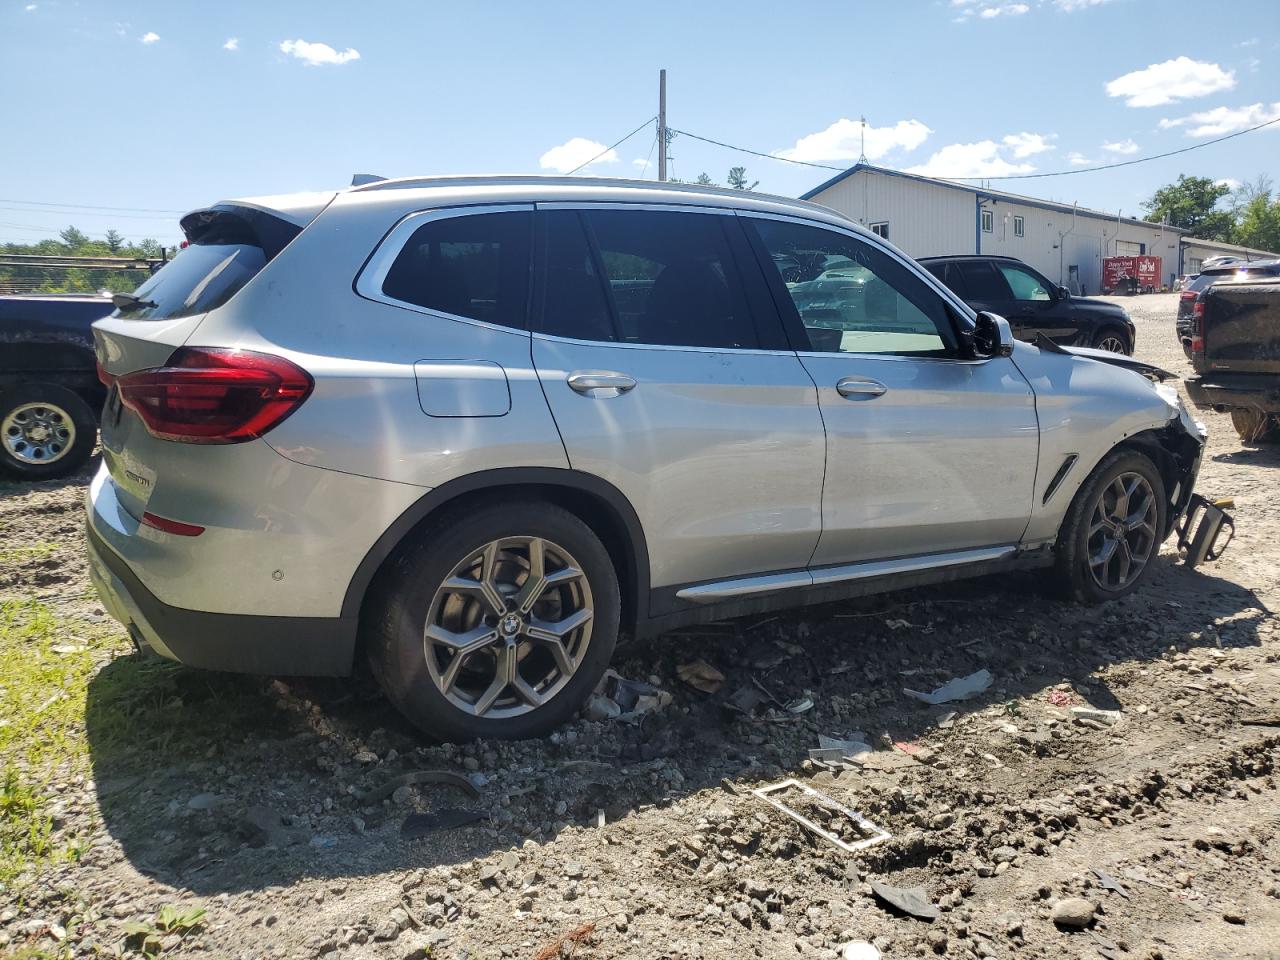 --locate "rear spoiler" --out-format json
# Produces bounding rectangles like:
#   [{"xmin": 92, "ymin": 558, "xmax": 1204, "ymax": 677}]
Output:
[
  {"xmin": 178, "ymin": 204, "xmax": 304, "ymax": 261},
  {"xmin": 1035, "ymin": 334, "xmax": 1177, "ymax": 382}
]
